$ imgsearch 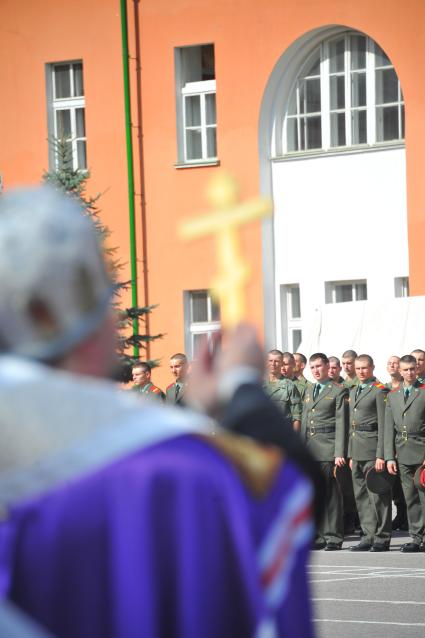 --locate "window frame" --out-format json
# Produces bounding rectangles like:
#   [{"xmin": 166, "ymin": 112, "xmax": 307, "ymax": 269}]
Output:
[
  {"xmin": 325, "ymin": 279, "xmax": 368, "ymax": 304},
  {"xmin": 174, "ymin": 44, "xmax": 219, "ymax": 167},
  {"xmin": 280, "ymin": 284, "xmax": 302, "ymax": 351},
  {"xmin": 182, "ymin": 79, "xmax": 217, "ymax": 163},
  {"xmin": 46, "ymin": 61, "xmax": 87, "ymax": 171},
  {"xmin": 184, "ymin": 290, "xmax": 221, "ymax": 358},
  {"xmin": 283, "ymin": 32, "xmax": 405, "ymax": 156}
]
